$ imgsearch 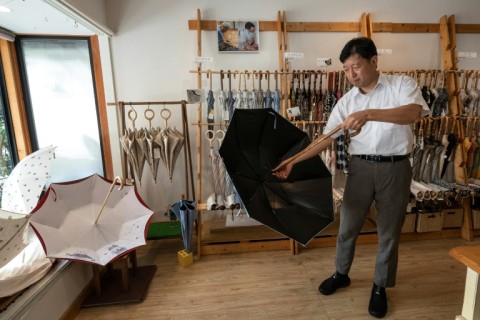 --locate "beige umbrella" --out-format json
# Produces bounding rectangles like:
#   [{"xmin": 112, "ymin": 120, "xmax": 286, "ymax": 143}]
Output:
[
  {"xmin": 146, "ymin": 127, "xmax": 161, "ymax": 184},
  {"xmin": 156, "ymin": 108, "xmax": 185, "ymax": 181},
  {"xmin": 119, "ymin": 108, "xmax": 146, "ymax": 184},
  {"xmin": 142, "ymin": 107, "xmax": 161, "ymax": 183}
]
